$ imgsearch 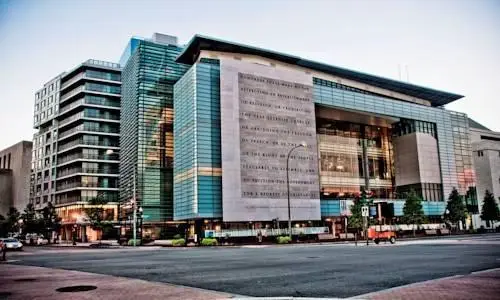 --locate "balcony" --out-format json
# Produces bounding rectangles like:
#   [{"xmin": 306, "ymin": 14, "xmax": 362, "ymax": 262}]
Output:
[
  {"xmin": 59, "ymin": 96, "xmax": 120, "ymax": 115},
  {"xmin": 58, "ymin": 111, "xmax": 84, "ymax": 127},
  {"xmin": 56, "ymin": 181, "xmax": 119, "ymax": 192},
  {"xmin": 57, "ymin": 139, "xmax": 119, "ymax": 153},
  {"xmin": 57, "ymin": 153, "xmax": 120, "ymax": 166},
  {"xmin": 57, "ymin": 168, "xmax": 119, "ymax": 179},
  {"xmin": 58, "ymin": 124, "xmax": 119, "ymax": 140},
  {"xmin": 60, "ymin": 73, "xmax": 85, "ymax": 91},
  {"xmin": 60, "ymin": 86, "xmax": 85, "ymax": 104}
]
